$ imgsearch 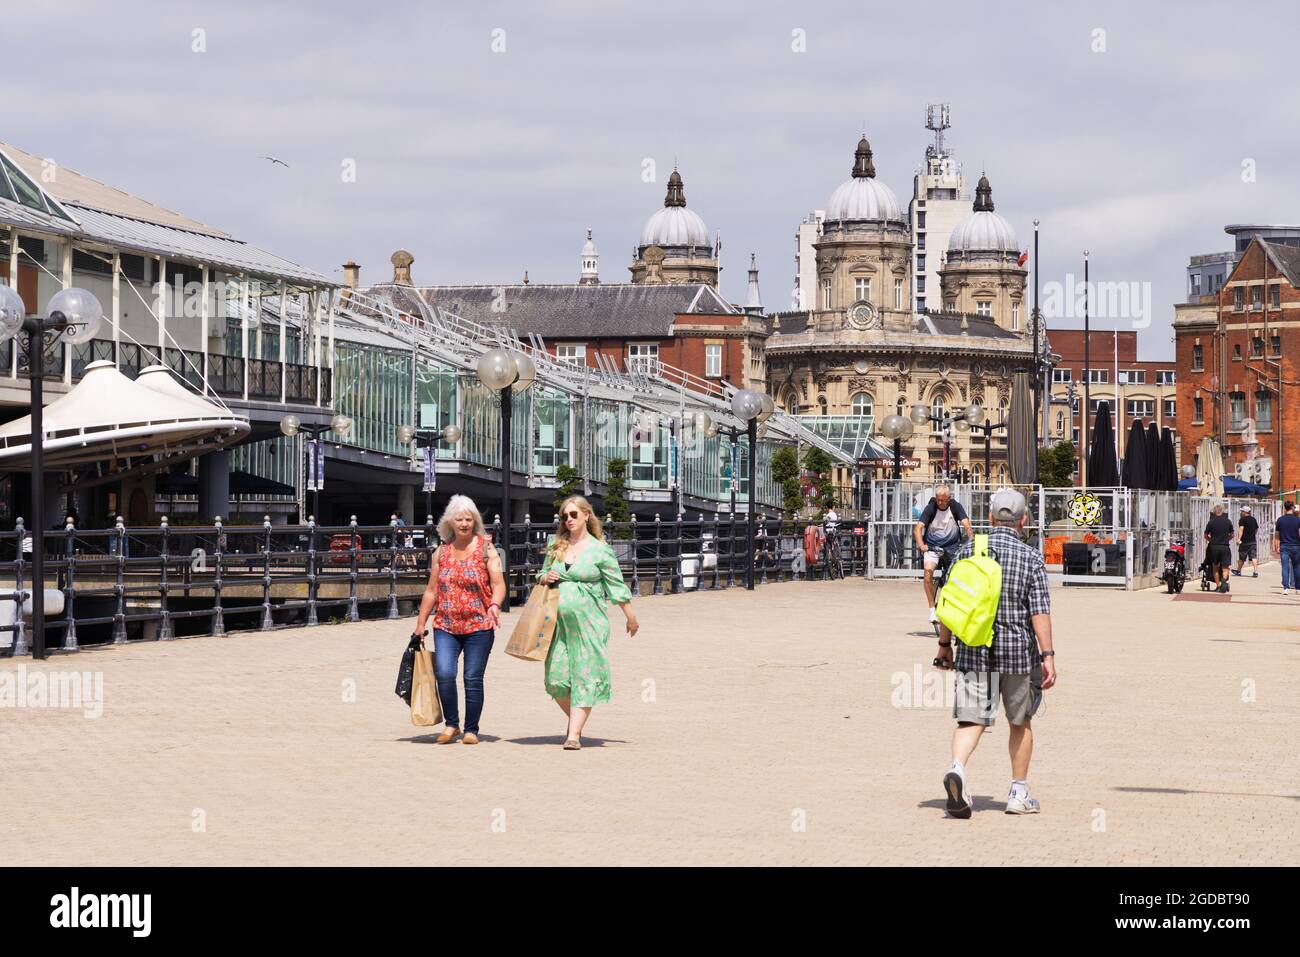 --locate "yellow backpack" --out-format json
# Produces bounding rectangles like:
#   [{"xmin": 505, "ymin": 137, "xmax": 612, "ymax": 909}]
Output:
[{"xmin": 936, "ymin": 534, "xmax": 1001, "ymax": 648}]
